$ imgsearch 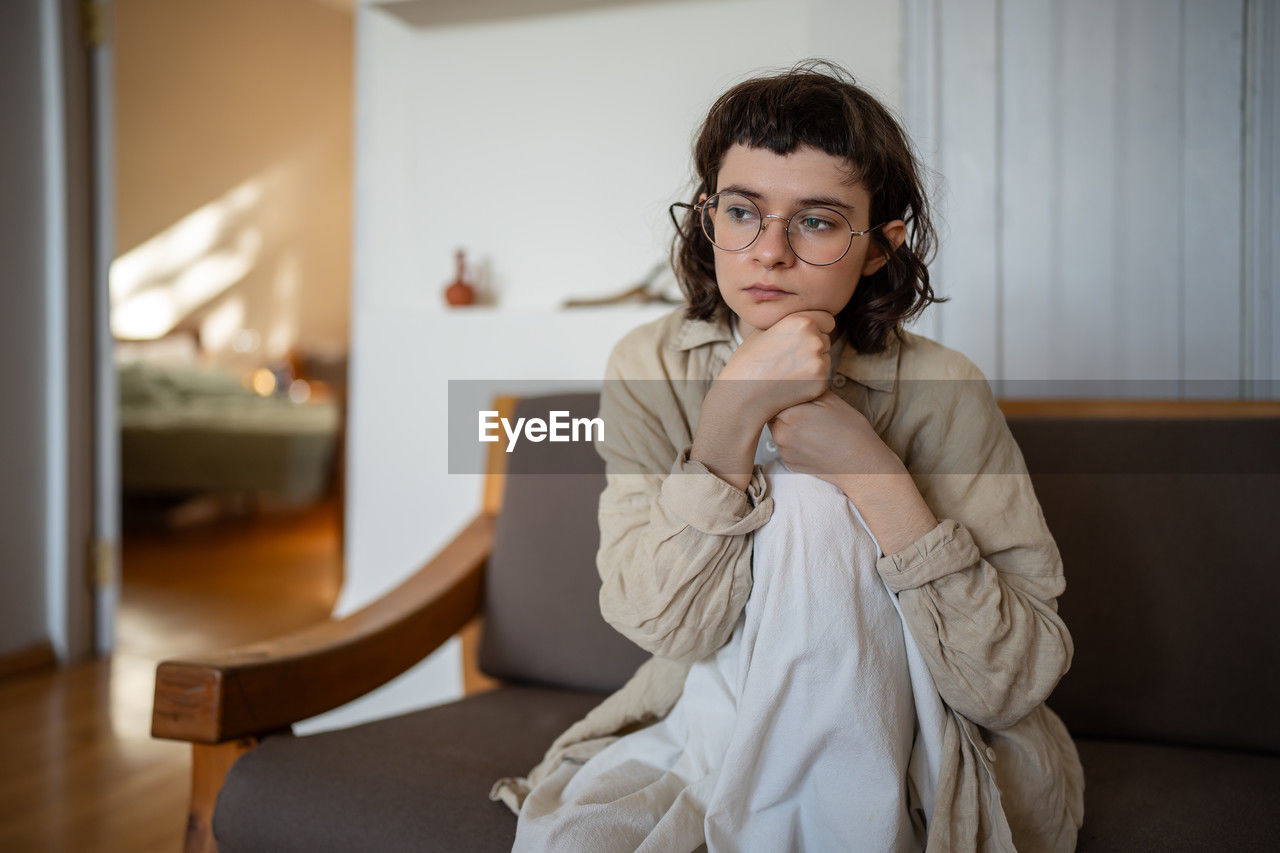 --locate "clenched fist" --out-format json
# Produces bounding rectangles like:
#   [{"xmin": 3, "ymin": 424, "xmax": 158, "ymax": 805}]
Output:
[{"xmin": 717, "ymin": 310, "xmax": 835, "ymax": 422}]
